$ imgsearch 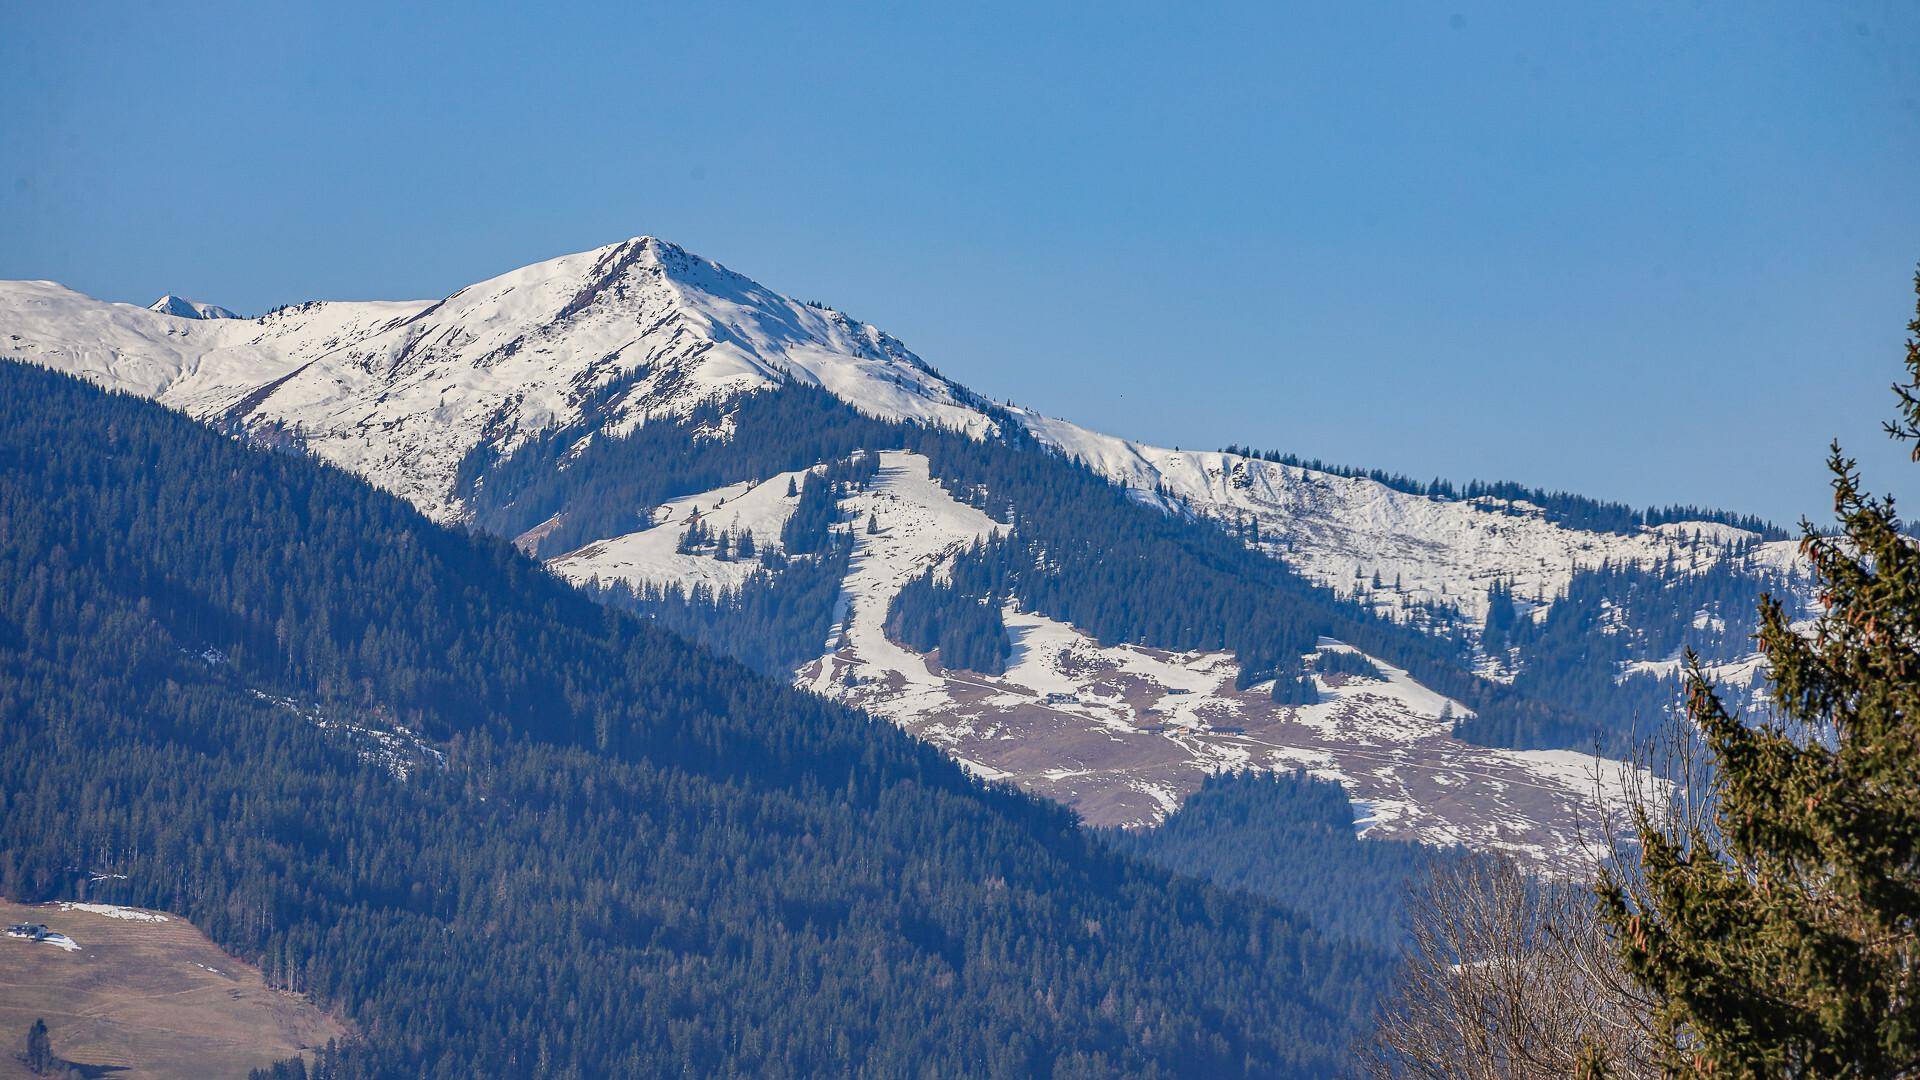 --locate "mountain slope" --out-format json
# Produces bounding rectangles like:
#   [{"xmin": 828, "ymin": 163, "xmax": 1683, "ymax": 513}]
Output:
[
  {"xmin": 1016, "ymin": 412, "xmax": 1803, "ymax": 628},
  {"xmin": 0, "ymin": 361, "xmax": 1386, "ymax": 1077},
  {"xmin": 0, "ymin": 237, "xmax": 1807, "ymax": 866}
]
